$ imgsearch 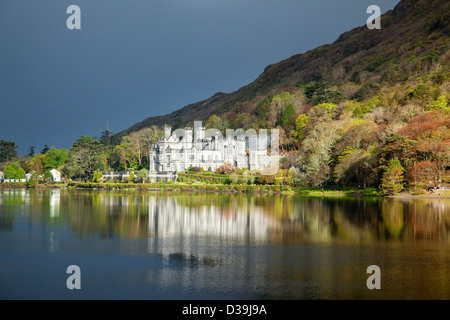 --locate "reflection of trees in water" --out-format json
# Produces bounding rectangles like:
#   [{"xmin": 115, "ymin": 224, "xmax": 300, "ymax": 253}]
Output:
[
  {"xmin": 1, "ymin": 190, "xmax": 448, "ymax": 243},
  {"xmin": 403, "ymin": 199, "xmax": 449, "ymax": 240},
  {"xmin": 0, "ymin": 190, "xmax": 25, "ymax": 231},
  {"xmin": 64, "ymin": 190, "xmax": 151, "ymax": 239},
  {"xmin": 0, "ymin": 213, "xmax": 13, "ymax": 231},
  {"xmin": 327, "ymin": 197, "xmax": 449, "ymax": 243},
  {"xmin": 380, "ymin": 199, "xmax": 405, "ymax": 238}
]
